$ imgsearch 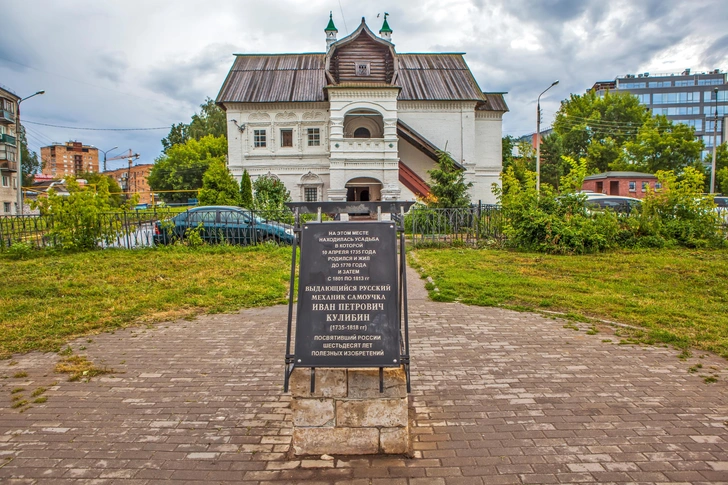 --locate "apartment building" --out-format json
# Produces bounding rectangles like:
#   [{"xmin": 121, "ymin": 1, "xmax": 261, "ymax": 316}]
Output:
[
  {"xmin": 0, "ymin": 85, "xmax": 20, "ymax": 215},
  {"xmin": 41, "ymin": 141, "xmax": 100, "ymax": 178},
  {"xmin": 104, "ymin": 163, "xmax": 153, "ymax": 204},
  {"xmin": 591, "ymin": 69, "xmax": 727, "ymax": 159}
]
